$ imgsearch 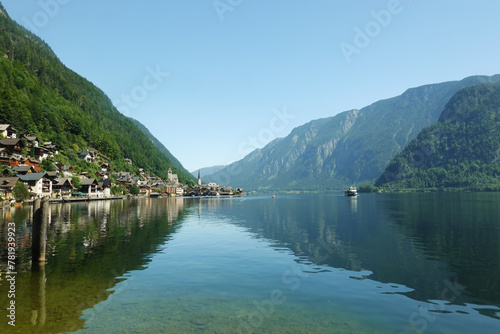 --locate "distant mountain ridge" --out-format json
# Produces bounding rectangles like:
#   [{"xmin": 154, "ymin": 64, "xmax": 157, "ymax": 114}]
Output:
[
  {"xmin": 204, "ymin": 75, "xmax": 500, "ymax": 191},
  {"xmin": 376, "ymin": 83, "xmax": 500, "ymax": 190},
  {"xmin": 192, "ymin": 165, "xmax": 227, "ymax": 179}
]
